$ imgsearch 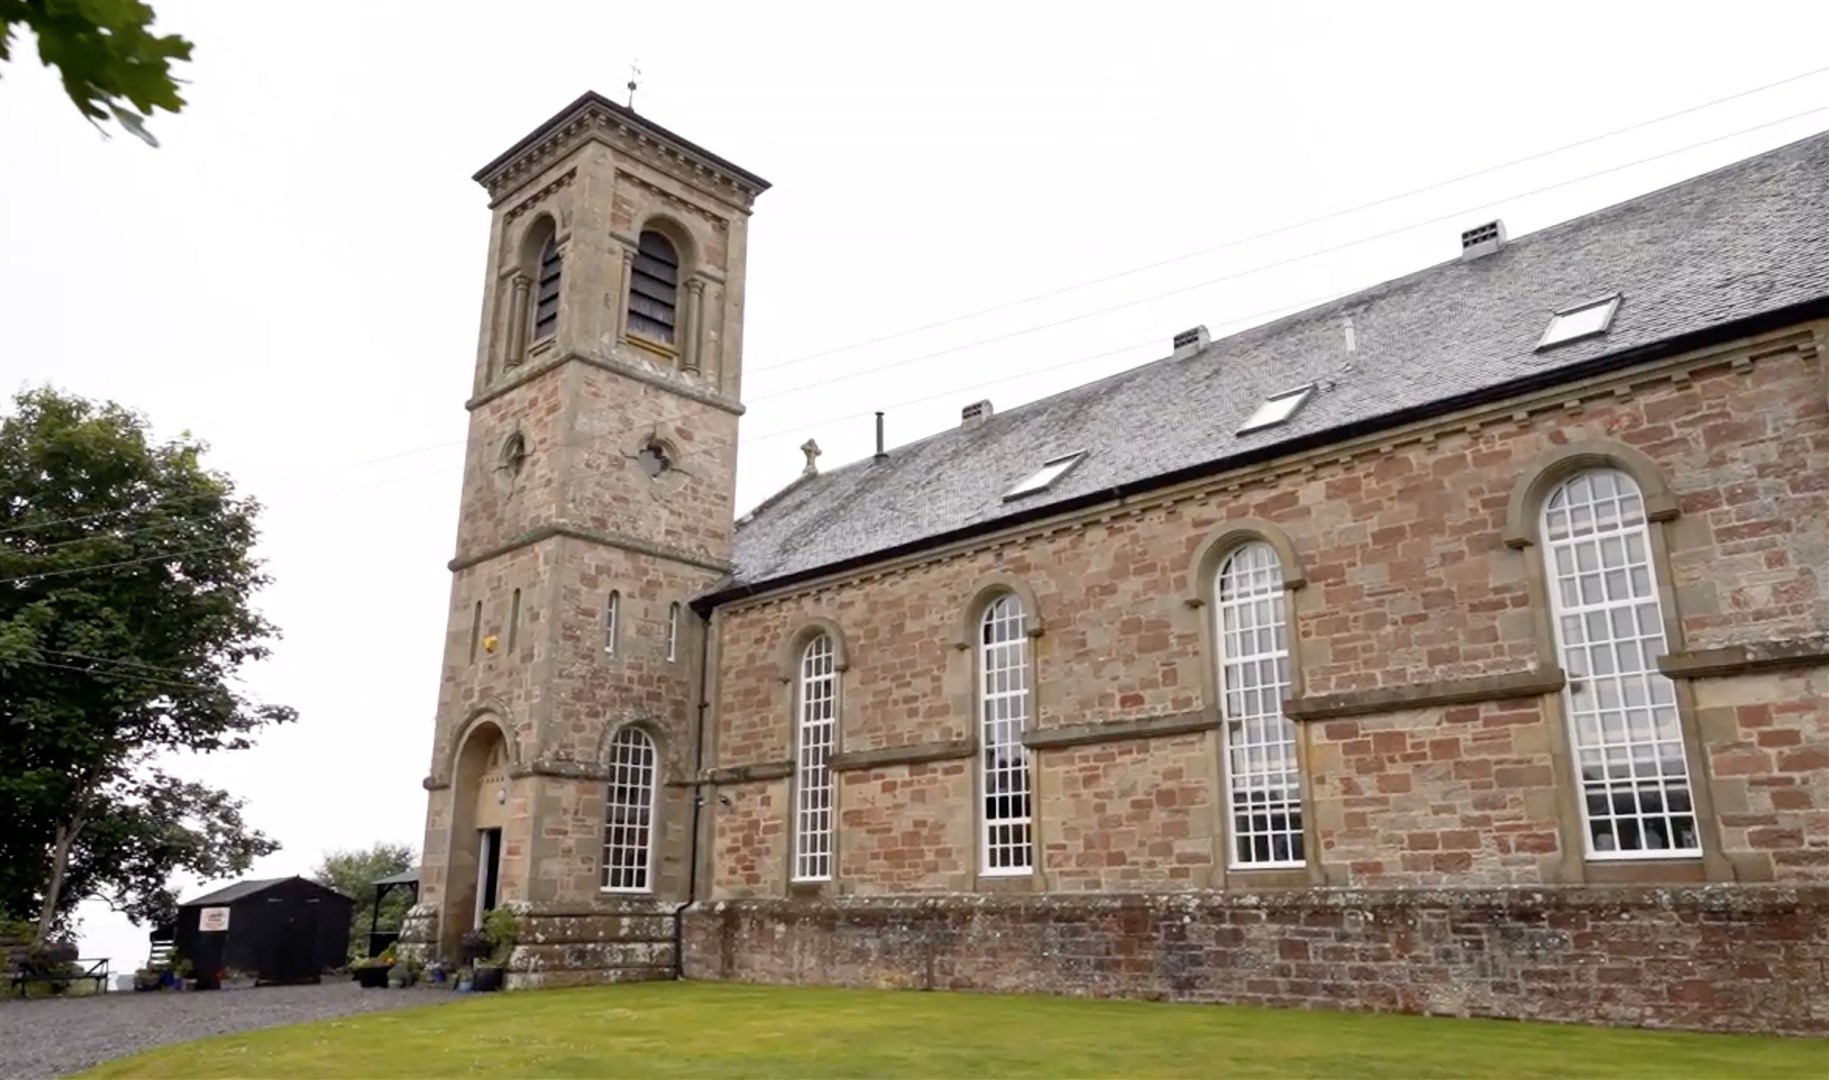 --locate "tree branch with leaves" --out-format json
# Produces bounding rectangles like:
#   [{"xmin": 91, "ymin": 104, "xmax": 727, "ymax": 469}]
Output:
[{"xmin": 0, "ymin": 0, "xmax": 193, "ymax": 145}]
